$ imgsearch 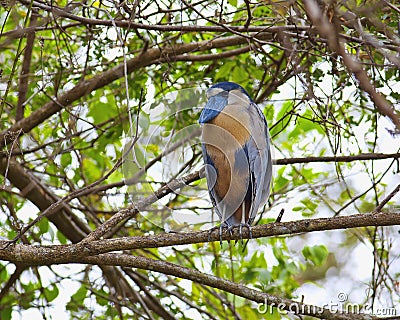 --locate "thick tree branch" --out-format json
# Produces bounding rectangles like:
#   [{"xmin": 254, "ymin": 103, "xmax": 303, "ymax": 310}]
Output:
[
  {"xmin": 161, "ymin": 46, "xmax": 253, "ymax": 62},
  {"xmin": 76, "ymin": 211, "xmax": 400, "ymax": 254},
  {"xmin": 275, "ymin": 152, "xmax": 400, "ymax": 165},
  {"xmin": 79, "ymin": 253, "xmax": 380, "ymax": 320},
  {"xmin": 1, "ymin": 211, "xmax": 398, "ymax": 265}
]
